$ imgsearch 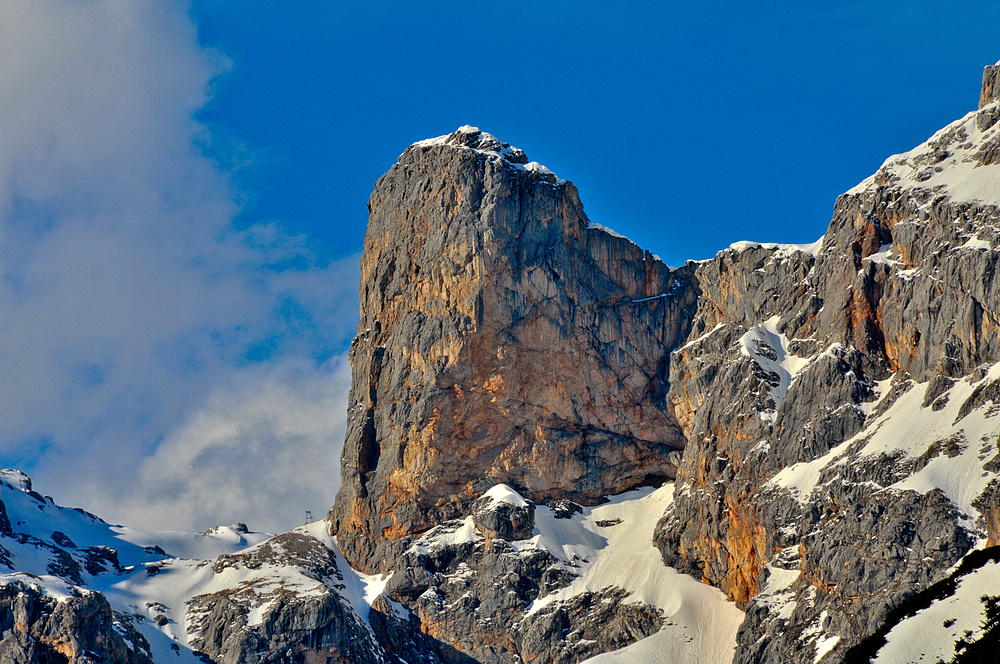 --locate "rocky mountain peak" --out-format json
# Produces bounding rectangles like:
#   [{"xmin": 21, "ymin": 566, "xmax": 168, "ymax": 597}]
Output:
[
  {"xmin": 329, "ymin": 126, "xmax": 695, "ymax": 572},
  {"xmin": 409, "ymin": 125, "xmax": 567, "ymax": 183},
  {"xmin": 654, "ymin": 66, "xmax": 1000, "ymax": 662},
  {"xmin": 7, "ymin": 66, "xmax": 1000, "ymax": 664},
  {"xmin": 413, "ymin": 125, "xmax": 529, "ymax": 163}
]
